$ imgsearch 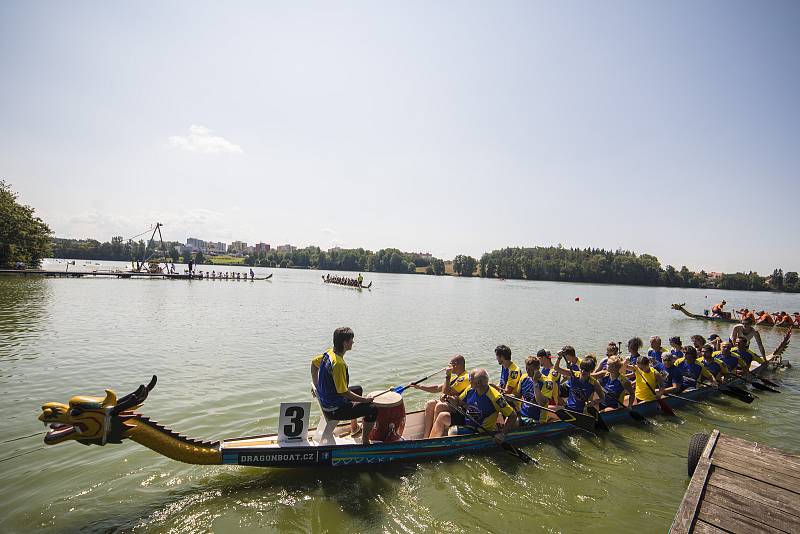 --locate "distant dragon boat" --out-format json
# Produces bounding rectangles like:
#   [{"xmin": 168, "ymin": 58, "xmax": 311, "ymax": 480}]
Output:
[
  {"xmin": 322, "ymin": 276, "xmax": 372, "ymax": 290},
  {"xmin": 38, "ymin": 334, "xmax": 790, "ymax": 470},
  {"xmin": 671, "ymin": 303, "xmax": 799, "ymax": 330}
]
